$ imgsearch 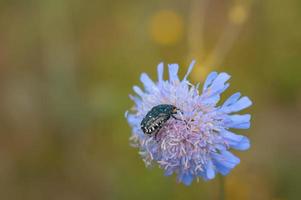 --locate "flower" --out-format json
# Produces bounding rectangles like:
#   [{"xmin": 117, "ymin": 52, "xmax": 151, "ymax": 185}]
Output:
[{"xmin": 125, "ymin": 60, "xmax": 252, "ymax": 185}]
